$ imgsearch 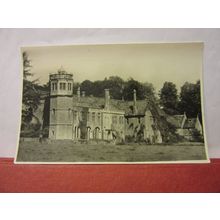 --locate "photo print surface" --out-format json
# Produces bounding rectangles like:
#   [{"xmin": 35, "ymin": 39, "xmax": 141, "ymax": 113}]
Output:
[{"xmin": 15, "ymin": 43, "xmax": 209, "ymax": 163}]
